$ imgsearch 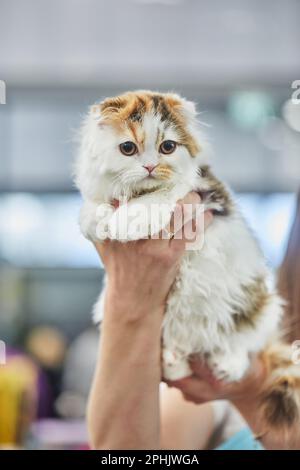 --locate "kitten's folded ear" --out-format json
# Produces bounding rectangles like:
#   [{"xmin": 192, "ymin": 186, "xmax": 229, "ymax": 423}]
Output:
[
  {"xmin": 165, "ymin": 93, "xmax": 197, "ymax": 120},
  {"xmin": 89, "ymin": 100, "xmax": 113, "ymax": 126},
  {"xmin": 89, "ymin": 96, "xmax": 127, "ymax": 124}
]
